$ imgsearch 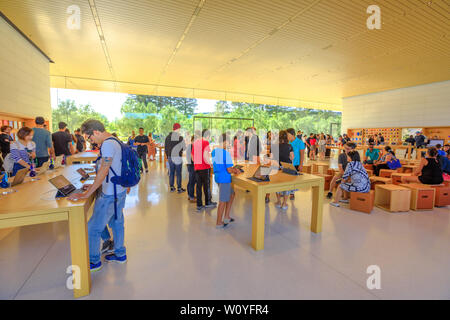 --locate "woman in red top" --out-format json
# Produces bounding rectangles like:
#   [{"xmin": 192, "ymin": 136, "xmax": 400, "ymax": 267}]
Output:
[
  {"xmin": 232, "ymin": 130, "xmax": 245, "ymax": 161},
  {"xmin": 309, "ymin": 134, "xmax": 317, "ymax": 160}
]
